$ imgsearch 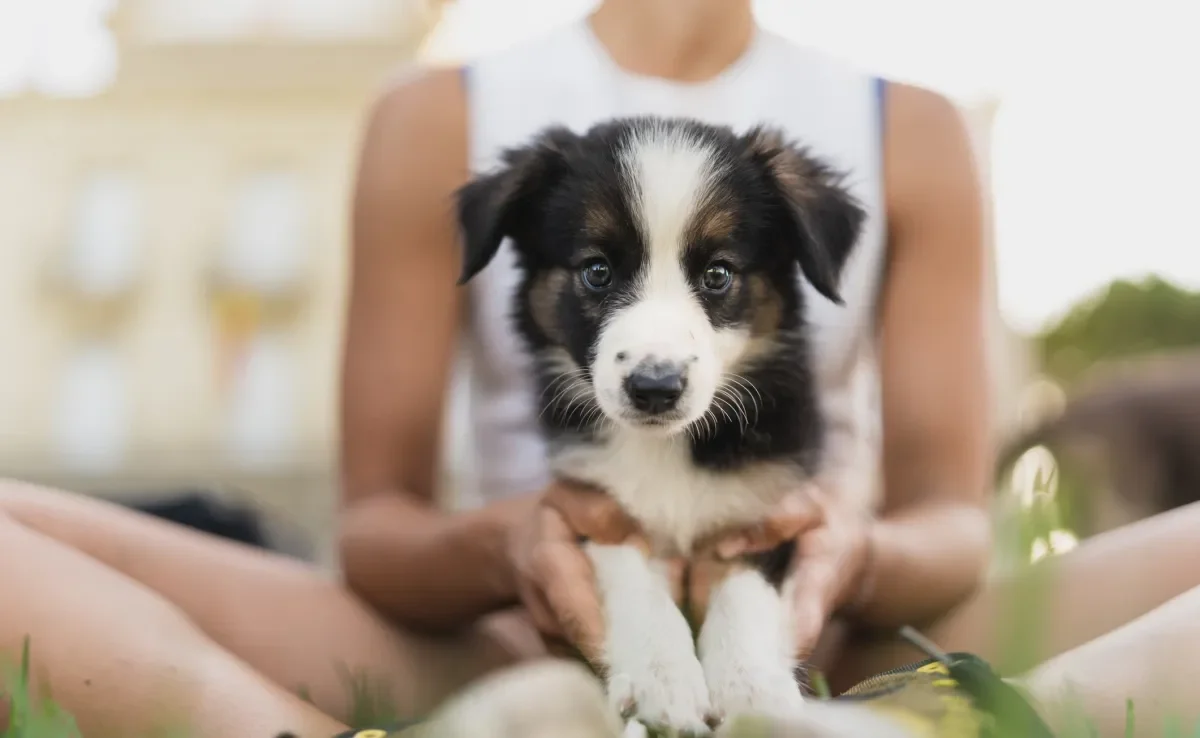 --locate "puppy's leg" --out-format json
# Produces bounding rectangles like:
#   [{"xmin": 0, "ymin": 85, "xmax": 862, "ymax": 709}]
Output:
[
  {"xmin": 586, "ymin": 542, "xmax": 714, "ymax": 735},
  {"xmin": 699, "ymin": 566, "xmax": 805, "ymax": 722}
]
